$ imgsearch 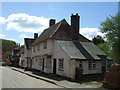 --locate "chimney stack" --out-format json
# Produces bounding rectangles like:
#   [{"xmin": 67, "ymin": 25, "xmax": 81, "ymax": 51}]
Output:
[
  {"xmin": 71, "ymin": 13, "xmax": 80, "ymax": 39},
  {"xmin": 34, "ymin": 33, "xmax": 38, "ymax": 39},
  {"xmin": 49, "ymin": 19, "xmax": 55, "ymax": 27}
]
